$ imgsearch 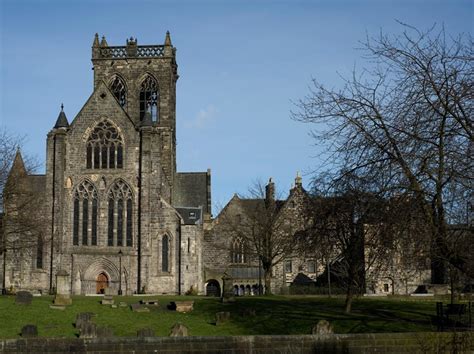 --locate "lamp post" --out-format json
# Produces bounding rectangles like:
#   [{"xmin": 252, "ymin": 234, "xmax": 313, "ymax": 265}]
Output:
[{"xmin": 118, "ymin": 249, "xmax": 123, "ymax": 295}]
